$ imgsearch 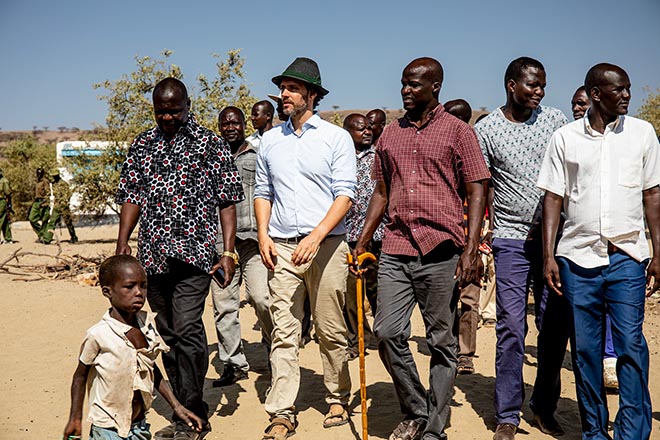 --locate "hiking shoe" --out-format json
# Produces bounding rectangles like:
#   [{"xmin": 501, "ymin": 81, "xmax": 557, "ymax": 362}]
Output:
[
  {"xmin": 603, "ymin": 358, "xmax": 619, "ymax": 391},
  {"xmin": 532, "ymin": 413, "xmax": 565, "ymax": 436},
  {"xmin": 212, "ymin": 364, "xmax": 248, "ymax": 387},
  {"xmin": 493, "ymin": 423, "xmax": 516, "ymax": 440}
]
